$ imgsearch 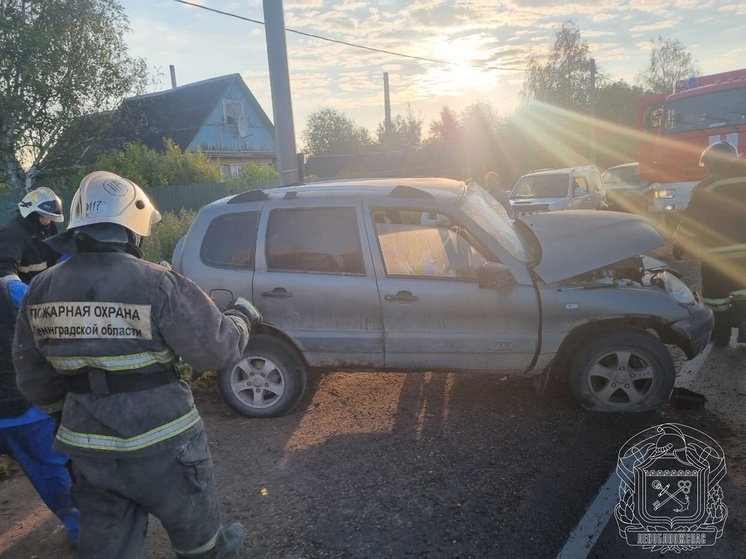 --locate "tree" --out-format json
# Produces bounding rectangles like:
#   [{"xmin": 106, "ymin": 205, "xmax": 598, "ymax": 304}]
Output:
[
  {"xmin": 422, "ymin": 106, "xmax": 464, "ymax": 177},
  {"xmin": 376, "ymin": 105, "xmax": 422, "ymax": 151},
  {"xmin": 595, "ymin": 80, "xmax": 645, "ymax": 128},
  {"xmin": 301, "ymin": 108, "xmax": 372, "ymax": 156},
  {"xmin": 227, "ymin": 163, "xmax": 279, "ymax": 191},
  {"xmin": 459, "ymin": 102, "xmax": 504, "ymax": 136},
  {"xmin": 458, "ymin": 102, "xmax": 506, "ymax": 179},
  {"xmin": 0, "ymin": 0, "xmax": 149, "ymax": 195},
  {"xmin": 521, "ymin": 21, "xmax": 593, "ymax": 112},
  {"xmin": 72, "ymin": 139, "xmax": 220, "ymax": 187},
  {"xmin": 636, "ymin": 37, "xmax": 699, "ymax": 94},
  {"xmin": 425, "ymin": 106, "xmax": 461, "ymax": 147}
]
